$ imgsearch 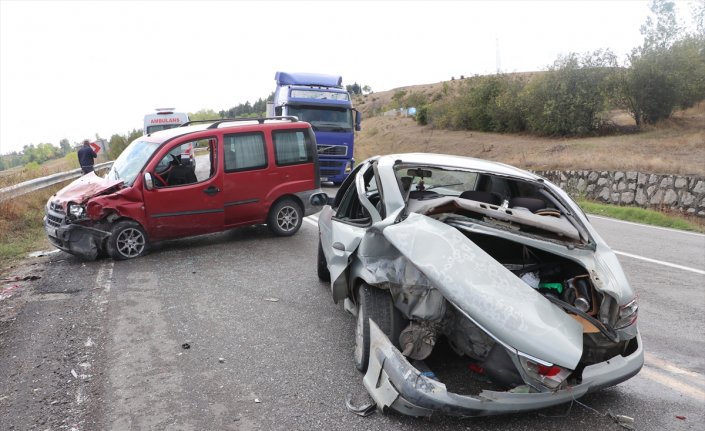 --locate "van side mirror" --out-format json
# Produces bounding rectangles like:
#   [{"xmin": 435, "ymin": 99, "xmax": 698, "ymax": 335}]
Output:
[
  {"xmin": 144, "ymin": 172, "xmax": 154, "ymax": 191},
  {"xmin": 310, "ymin": 192, "xmax": 330, "ymax": 207},
  {"xmin": 354, "ymin": 110, "xmax": 362, "ymax": 131}
]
